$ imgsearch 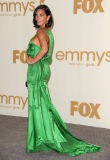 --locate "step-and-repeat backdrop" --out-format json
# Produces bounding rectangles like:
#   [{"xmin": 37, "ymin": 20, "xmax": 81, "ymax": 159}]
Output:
[{"xmin": 0, "ymin": 0, "xmax": 110, "ymax": 129}]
